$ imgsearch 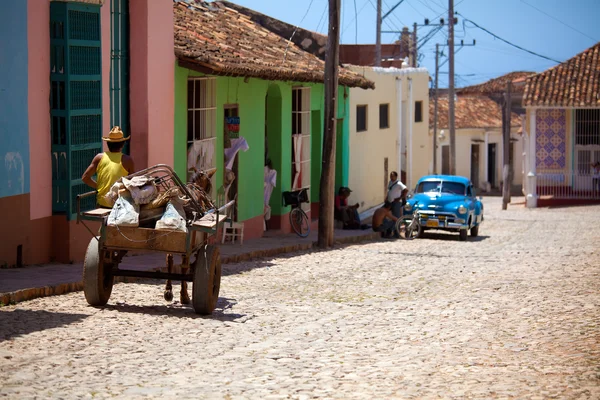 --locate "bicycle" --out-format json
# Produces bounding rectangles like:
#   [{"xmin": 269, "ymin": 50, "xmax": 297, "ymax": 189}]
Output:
[
  {"xmin": 282, "ymin": 187, "xmax": 310, "ymax": 237},
  {"xmin": 396, "ymin": 201, "xmax": 422, "ymax": 240}
]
